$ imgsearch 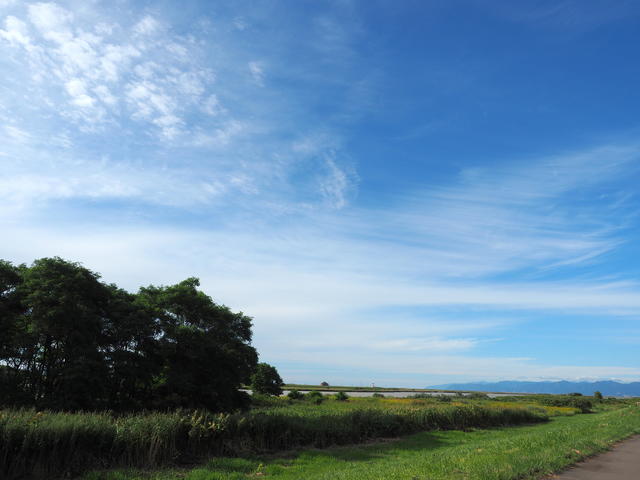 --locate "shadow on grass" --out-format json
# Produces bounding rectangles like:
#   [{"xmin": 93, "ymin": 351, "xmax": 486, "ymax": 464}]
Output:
[
  {"xmin": 84, "ymin": 425, "xmax": 525, "ymax": 479},
  {"xmin": 197, "ymin": 429, "xmax": 473, "ymax": 477}
]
